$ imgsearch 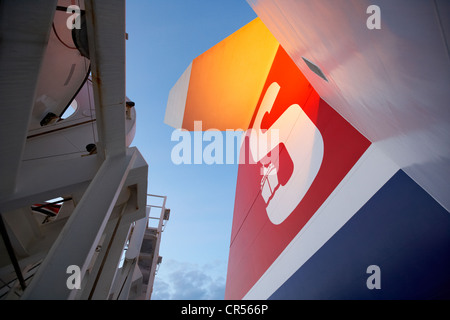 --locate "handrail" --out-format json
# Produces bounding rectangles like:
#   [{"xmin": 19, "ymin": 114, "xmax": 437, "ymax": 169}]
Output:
[{"xmin": 144, "ymin": 194, "xmax": 168, "ymax": 299}]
